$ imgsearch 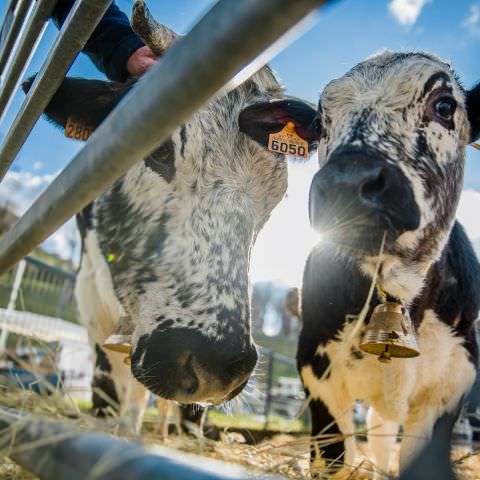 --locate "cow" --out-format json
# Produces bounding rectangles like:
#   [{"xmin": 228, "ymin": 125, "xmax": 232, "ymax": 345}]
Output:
[
  {"xmin": 242, "ymin": 50, "xmax": 480, "ymax": 477},
  {"xmin": 29, "ymin": 1, "xmax": 318, "ymax": 432}
]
